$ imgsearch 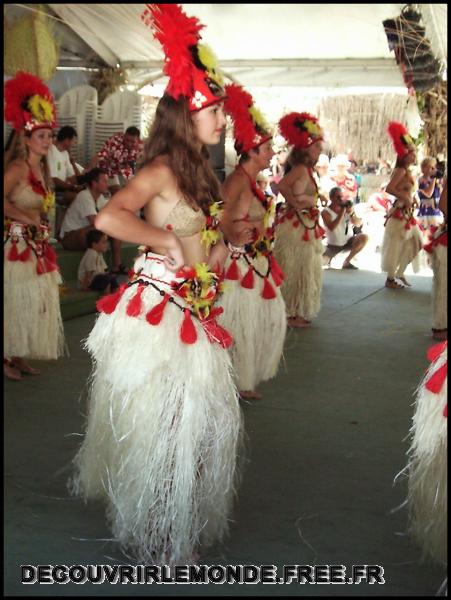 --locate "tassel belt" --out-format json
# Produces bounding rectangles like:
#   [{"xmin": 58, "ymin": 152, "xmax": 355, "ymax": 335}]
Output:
[
  {"xmin": 4, "ymin": 219, "xmax": 58, "ymax": 275},
  {"xmin": 385, "ymin": 206, "xmax": 418, "ymax": 230},
  {"xmin": 96, "ymin": 250, "xmax": 233, "ymax": 348},
  {"xmin": 277, "ymin": 207, "xmax": 325, "ymax": 241},
  {"xmin": 224, "ymin": 248, "xmax": 285, "ymax": 300}
]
